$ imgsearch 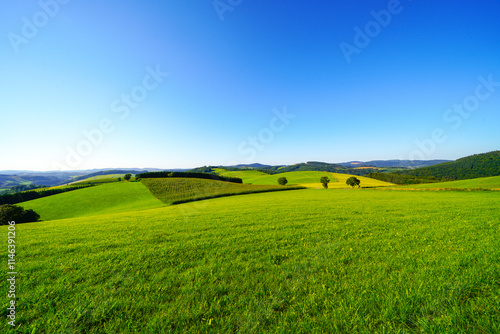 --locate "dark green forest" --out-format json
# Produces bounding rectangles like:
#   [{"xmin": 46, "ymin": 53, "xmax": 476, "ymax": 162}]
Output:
[
  {"xmin": 136, "ymin": 171, "xmax": 243, "ymax": 184},
  {"xmin": 400, "ymin": 151, "xmax": 500, "ymax": 180}
]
